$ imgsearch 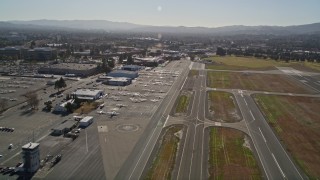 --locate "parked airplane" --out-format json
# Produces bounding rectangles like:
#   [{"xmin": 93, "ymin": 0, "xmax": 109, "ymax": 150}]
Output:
[
  {"xmin": 150, "ymin": 99, "xmax": 159, "ymax": 103},
  {"xmin": 116, "ymin": 104, "xmax": 128, "ymax": 108},
  {"xmin": 99, "ymin": 103, "xmax": 105, "ymax": 109},
  {"xmin": 97, "ymin": 110, "xmax": 106, "ymax": 114},
  {"xmin": 107, "ymin": 111, "xmax": 119, "ymax": 118}
]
